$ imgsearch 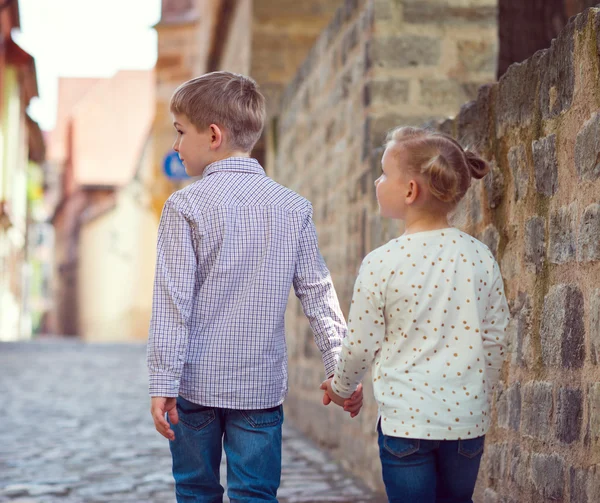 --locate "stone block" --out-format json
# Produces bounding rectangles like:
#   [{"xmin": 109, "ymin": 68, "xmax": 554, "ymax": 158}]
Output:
[
  {"xmin": 549, "ymin": 203, "xmax": 577, "ymax": 264},
  {"xmin": 457, "ymin": 39, "xmax": 497, "ymax": 74},
  {"xmin": 591, "ymin": 290, "xmax": 600, "ymax": 365},
  {"xmin": 531, "ymin": 453, "xmax": 565, "ymax": 500},
  {"xmin": 507, "ymin": 382, "xmax": 522, "ymax": 432},
  {"xmin": 571, "ymin": 467, "xmax": 589, "ymax": 503},
  {"xmin": 556, "ymin": 388, "xmax": 583, "ymax": 444},
  {"xmin": 524, "ymin": 216, "xmax": 546, "ymax": 273},
  {"xmin": 508, "ymin": 144, "xmax": 529, "ymax": 202},
  {"xmin": 402, "ymin": 1, "xmax": 497, "ymax": 26},
  {"xmin": 578, "ymin": 204, "xmax": 600, "ymax": 262},
  {"xmin": 480, "ymin": 224, "xmax": 500, "ymax": 259},
  {"xmin": 539, "ymin": 21, "xmax": 575, "ymax": 120},
  {"xmin": 509, "ymin": 445, "xmax": 530, "ymax": 489},
  {"xmin": 512, "ymin": 292, "xmax": 532, "ymax": 368},
  {"xmin": 370, "ymin": 35, "xmax": 441, "ymax": 68},
  {"xmin": 420, "ymin": 79, "xmax": 464, "ymax": 110},
  {"xmin": 487, "ymin": 442, "xmax": 508, "ymax": 481},
  {"xmin": 522, "ymin": 381, "xmax": 553, "ymax": 440},
  {"xmin": 495, "ymin": 53, "xmax": 541, "ymax": 136},
  {"xmin": 532, "ymin": 134, "xmax": 558, "ymax": 197},
  {"xmin": 365, "ymin": 79, "xmax": 410, "ymax": 107},
  {"xmin": 457, "ymin": 84, "xmax": 493, "ymax": 152},
  {"xmin": 540, "ymin": 284, "xmax": 585, "ymax": 368},
  {"xmin": 483, "ymin": 488, "xmax": 499, "ymax": 503},
  {"xmin": 575, "ymin": 112, "xmax": 600, "ymax": 181},
  {"xmin": 496, "ymin": 383, "xmax": 508, "ymax": 429},
  {"xmin": 484, "ymin": 163, "xmax": 505, "ymax": 209},
  {"xmin": 586, "ymin": 383, "xmax": 600, "ymax": 447}
]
